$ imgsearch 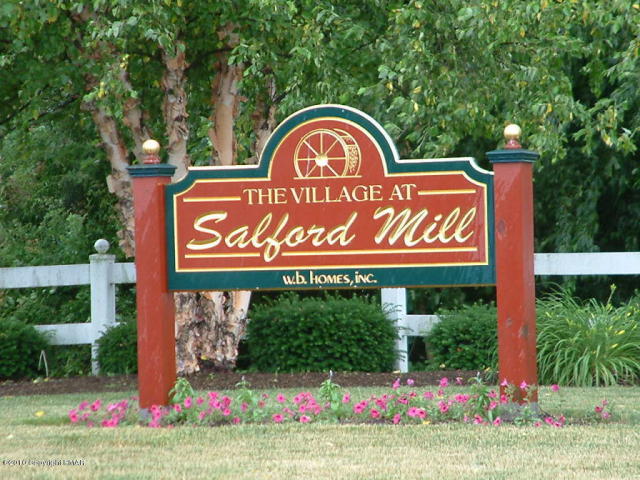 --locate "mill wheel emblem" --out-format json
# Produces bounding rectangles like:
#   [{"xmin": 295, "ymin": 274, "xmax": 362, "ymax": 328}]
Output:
[{"xmin": 294, "ymin": 128, "xmax": 362, "ymax": 178}]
